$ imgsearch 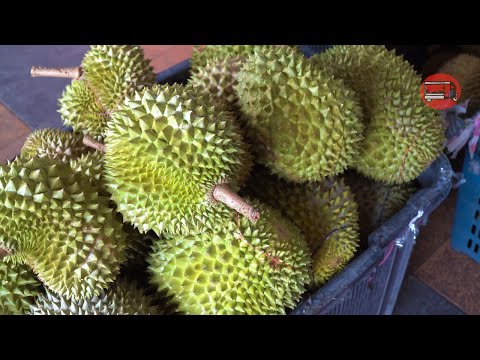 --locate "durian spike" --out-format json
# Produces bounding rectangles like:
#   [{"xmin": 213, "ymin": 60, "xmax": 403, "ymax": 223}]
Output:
[
  {"xmin": 213, "ymin": 183, "xmax": 260, "ymax": 222},
  {"xmin": 31, "ymin": 66, "xmax": 83, "ymax": 79},
  {"xmin": 83, "ymin": 135, "xmax": 106, "ymax": 153}
]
